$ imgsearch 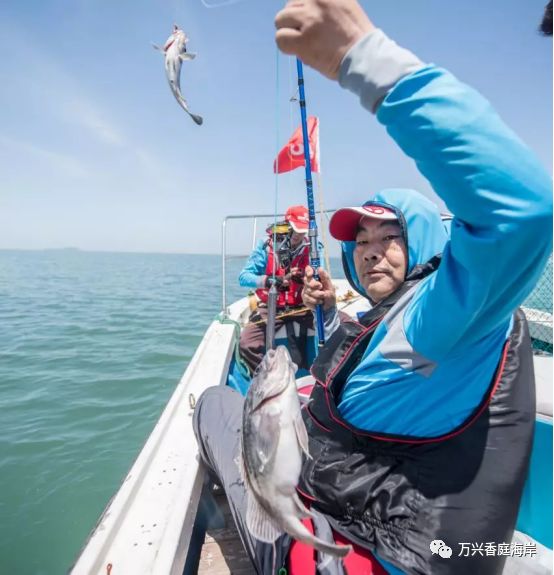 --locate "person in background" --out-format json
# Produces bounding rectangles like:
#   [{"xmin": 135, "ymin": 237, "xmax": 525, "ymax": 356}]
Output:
[
  {"xmin": 194, "ymin": 1, "xmax": 552, "ymax": 574},
  {"xmin": 238, "ymin": 205, "xmax": 313, "ymax": 374}
]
